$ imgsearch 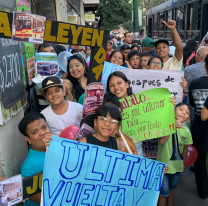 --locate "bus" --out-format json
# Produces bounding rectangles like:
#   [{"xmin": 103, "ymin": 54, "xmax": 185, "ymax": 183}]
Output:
[
  {"xmin": 145, "ymin": 0, "xmax": 208, "ymax": 42},
  {"xmin": 14, "ymin": 13, "xmax": 45, "ymax": 39}
]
